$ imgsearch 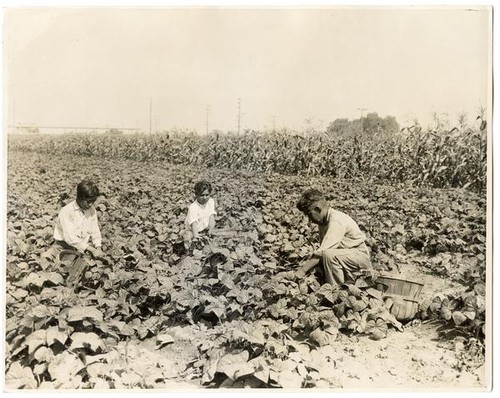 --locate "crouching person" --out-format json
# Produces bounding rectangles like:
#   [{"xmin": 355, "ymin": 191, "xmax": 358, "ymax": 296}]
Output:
[
  {"xmin": 49, "ymin": 180, "xmax": 105, "ymax": 285},
  {"xmin": 294, "ymin": 188, "xmax": 372, "ymax": 285}
]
